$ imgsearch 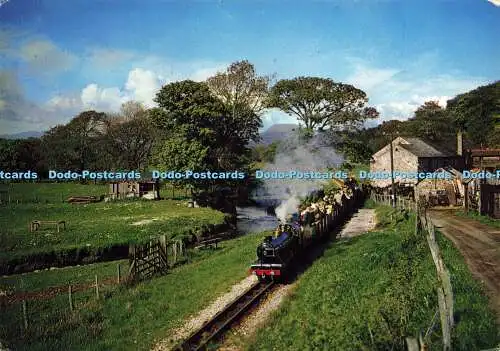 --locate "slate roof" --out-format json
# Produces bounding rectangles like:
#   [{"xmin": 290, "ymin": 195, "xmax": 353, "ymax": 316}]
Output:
[{"xmin": 399, "ymin": 138, "xmax": 456, "ymax": 157}]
